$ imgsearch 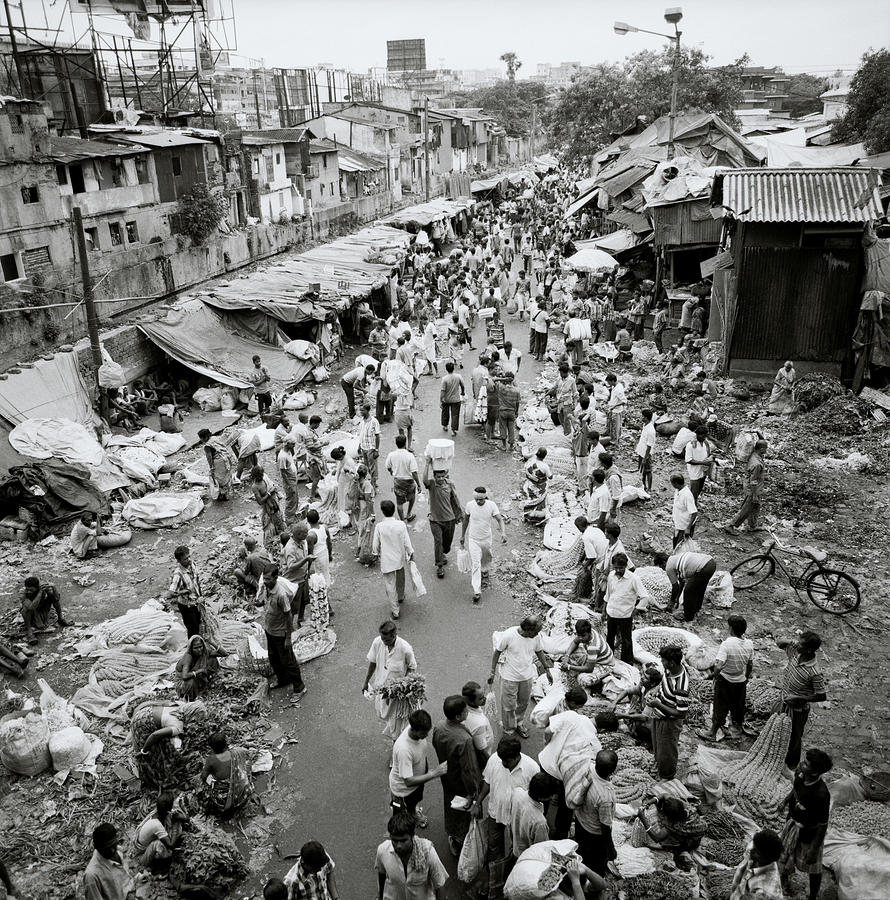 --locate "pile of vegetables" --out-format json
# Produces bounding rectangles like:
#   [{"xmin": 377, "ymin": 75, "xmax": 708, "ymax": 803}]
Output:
[
  {"xmin": 794, "ymin": 373, "xmax": 846, "ymax": 412},
  {"xmin": 706, "ymin": 868, "xmax": 737, "ymax": 900},
  {"xmin": 632, "ymin": 626, "xmax": 698, "ymax": 655},
  {"xmin": 745, "ymin": 680, "xmax": 781, "ymax": 718},
  {"xmin": 90, "ymin": 649, "xmax": 176, "ymax": 698},
  {"xmin": 170, "ymin": 818, "xmax": 249, "ymax": 888},
  {"xmin": 723, "ymin": 713, "xmax": 792, "ymax": 825},
  {"xmin": 704, "ymin": 808, "xmax": 747, "ymax": 841},
  {"xmin": 690, "ymin": 676, "xmax": 715, "ymax": 704},
  {"xmin": 612, "ymin": 766, "xmax": 653, "ymax": 802},
  {"xmin": 831, "ymin": 801, "xmax": 890, "ymax": 839},
  {"xmin": 621, "ymin": 871, "xmax": 691, "ymax": 900},
  {"xmin": 616, "ymin": 745, "xmax": 657, "ymax": 774},
  {"xmin": 700, "ymin": 836, "xmax": 747, "ymax": 867},
  {"xmin": 534, "ymin": 537, "xmax": 585, "ymax": 577},
  {"xmin": 98, "ymin": 607, "xmax": 173, "ymax": 648}
]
